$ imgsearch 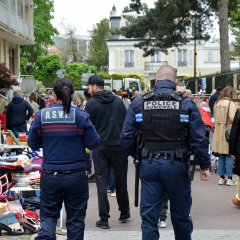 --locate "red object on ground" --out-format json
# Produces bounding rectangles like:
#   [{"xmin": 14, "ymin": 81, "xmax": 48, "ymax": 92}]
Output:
[
  {"xmin": 31, "ymin": 115, "xmax": 35, "ymax": 119},
  {"xmin": 0, "ymin": 114, "xmax": 7, "ymax": 131},
  {"xmin": 199, "ymin": 107, "xmax": 215, "ymax": 130},
  {"xmin": 25, "ymin": 209, "xmax": 39, "ymax": 222}
]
